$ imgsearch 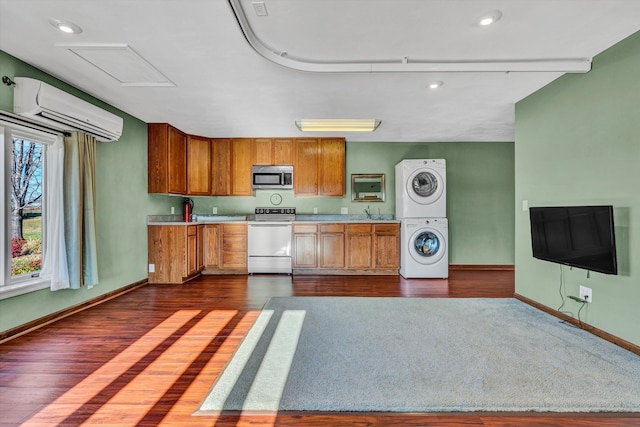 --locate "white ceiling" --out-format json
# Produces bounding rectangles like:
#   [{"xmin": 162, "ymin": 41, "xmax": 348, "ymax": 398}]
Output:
[{"xmin": 2, "ymin": 0, "xmax": 640, "ymax": 142}]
